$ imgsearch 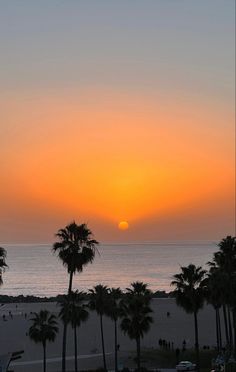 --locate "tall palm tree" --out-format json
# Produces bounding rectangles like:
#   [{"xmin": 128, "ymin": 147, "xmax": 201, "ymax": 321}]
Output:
[
  {"xmin": 219, "ymin": 236, "xmax": 236, "ymax": 356},
  {"xmin": 208, "ymin": 256, "xmax": 230, "ymax": 346},
  {"xmin": 89, "ymin": 284, "xmax": 109, "ymax": 371},
  {"xmin": 107, "ymin": 287, "xmax": 122, "ymax": 372},
  {"xmin": 171, "ymin": 264, "xmax": 206, "ymax": 371},
  {"xmin": 29, "ymin": 310, "xmax": 58, "ymax": 372},
  {"xmin": 0, "ymin": 247, "xmax": 7, "ymax": 286},
  {"xmin": 59, "ymin": 291, "xmax": 89, "ymax": 372},
  {"xmin": 204, "ymin": 268, "xmax": 225, "ymax": 352},
  {"xmin": 231, "ymin": 275, "xmax": 236, "ymax": 357},
  {"xmin": 120, "ymin": 282, "xmax": 153, "ymax": 372},
  {"xmin": 53, "ymin": 221, "xmax": 98, "ymax": 372},
  {"xmin": 208, "ymin": 236, "xmax": 236, "ymax": 353}
]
